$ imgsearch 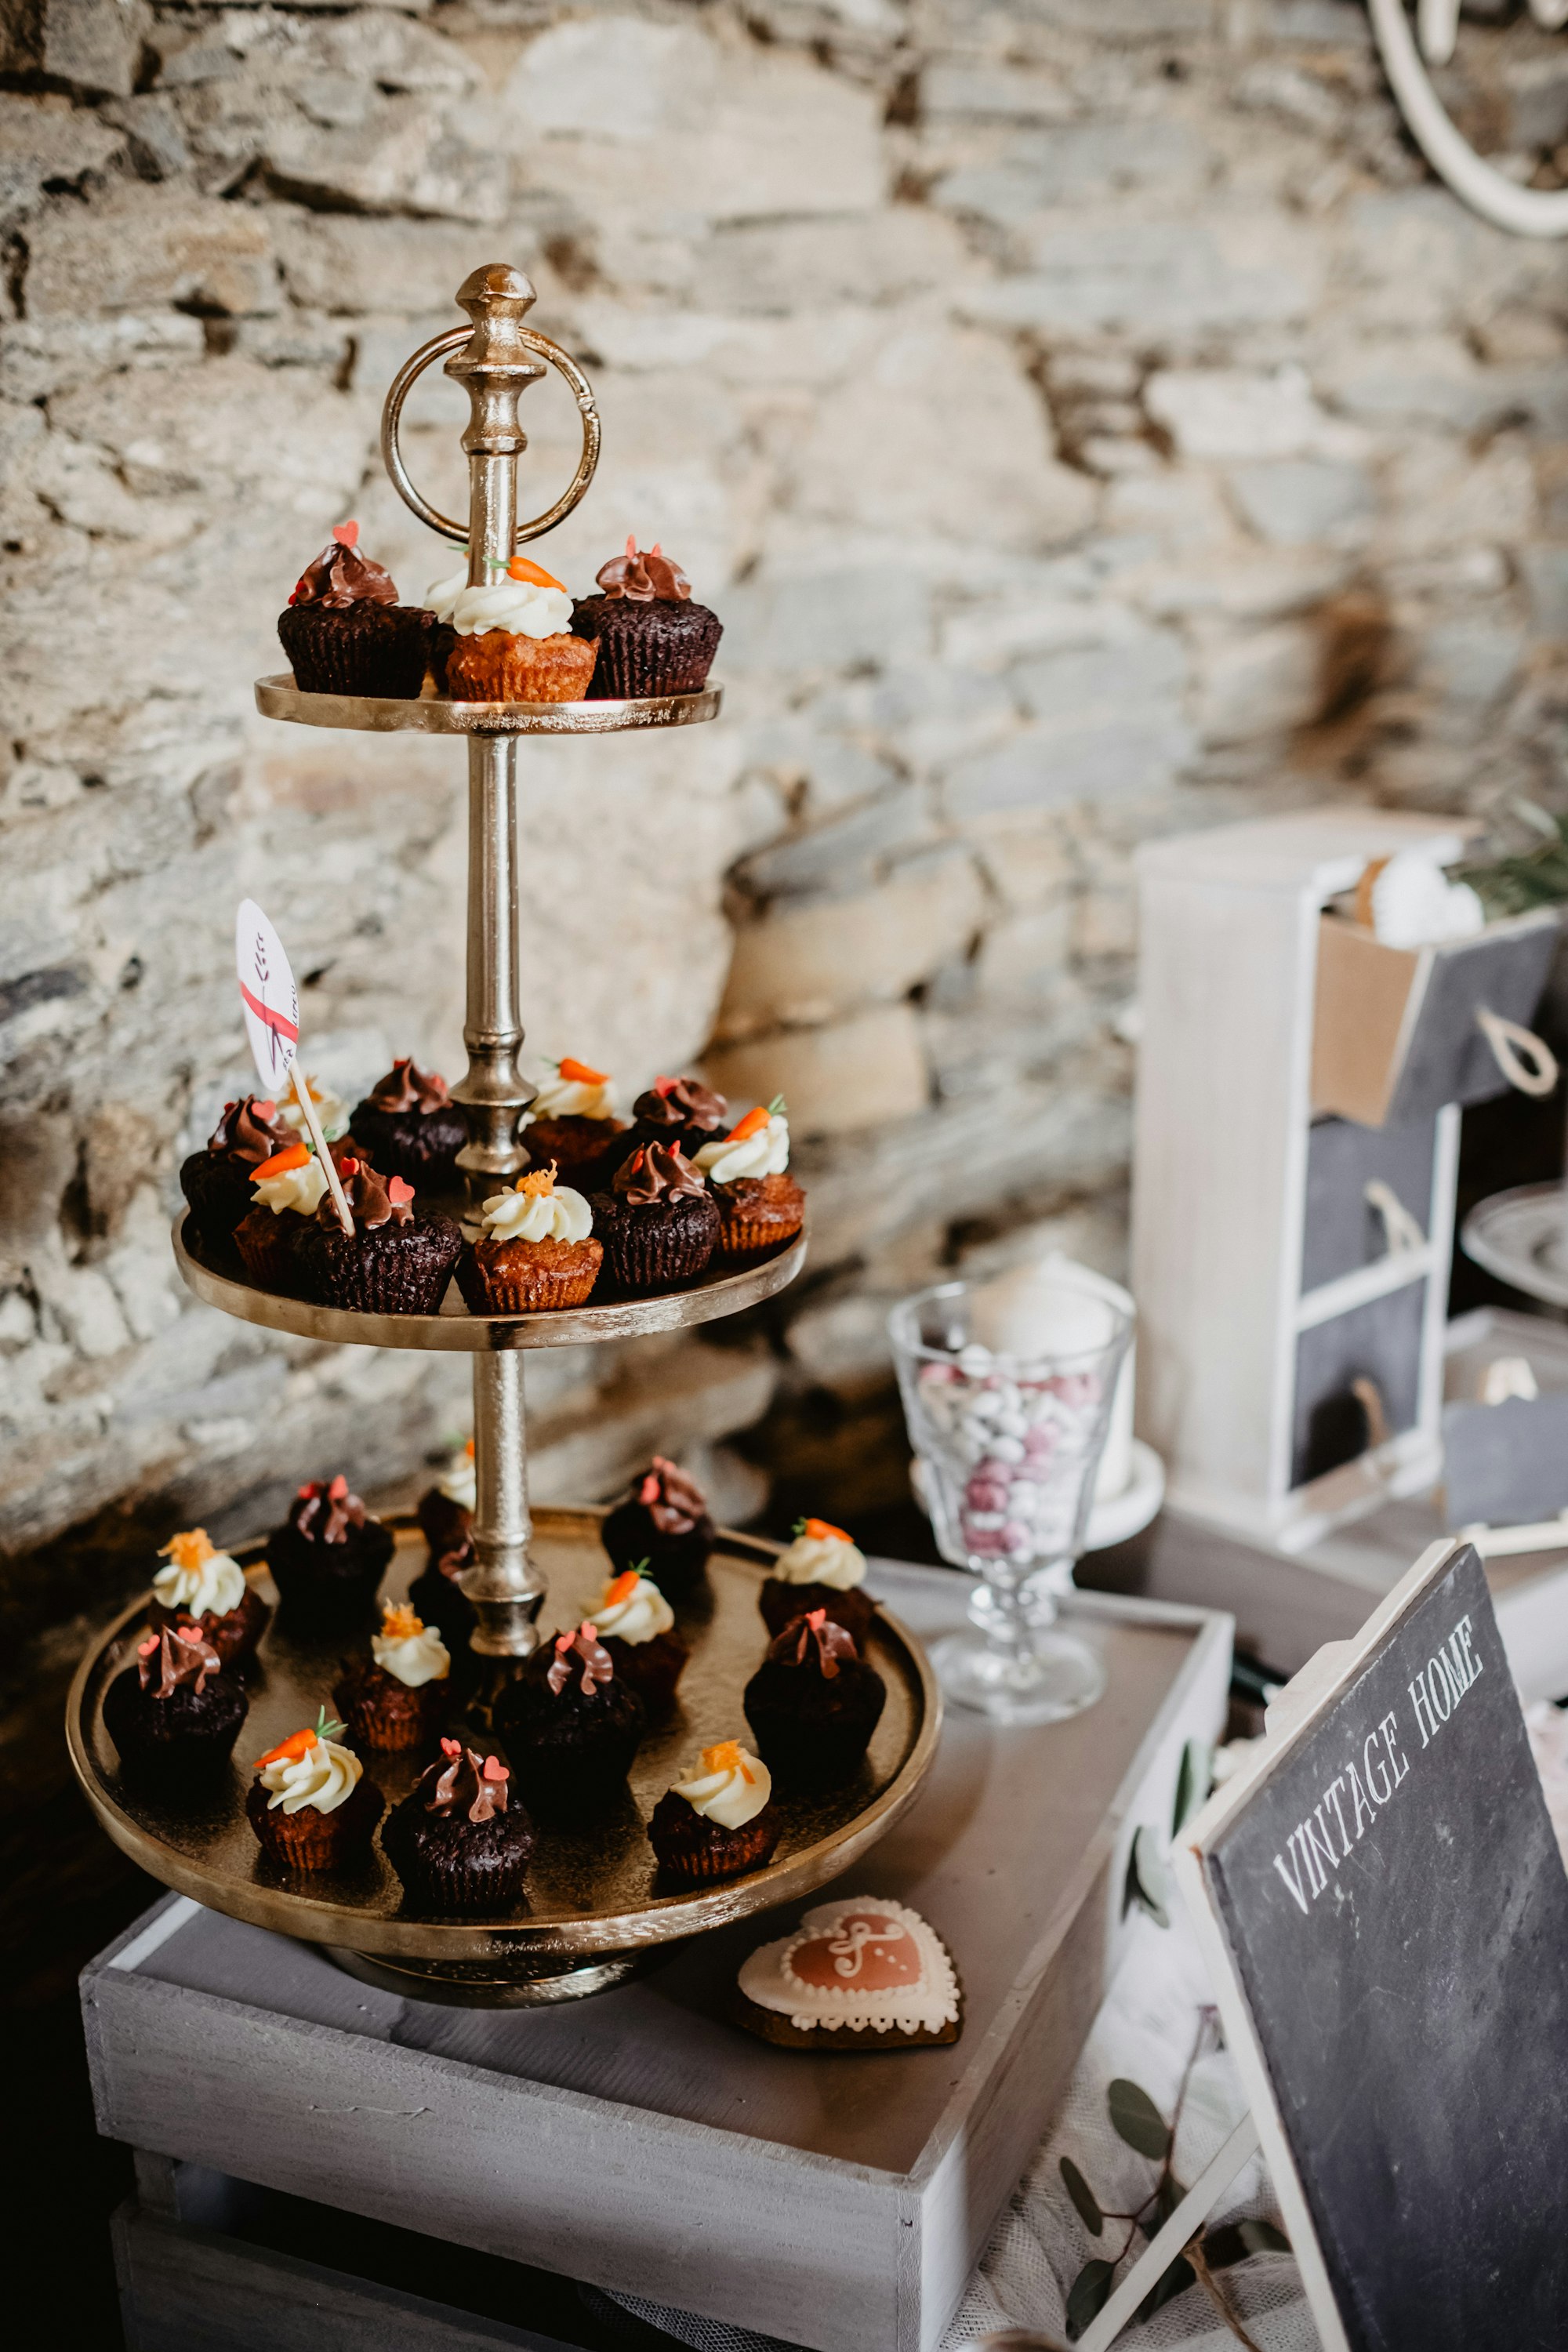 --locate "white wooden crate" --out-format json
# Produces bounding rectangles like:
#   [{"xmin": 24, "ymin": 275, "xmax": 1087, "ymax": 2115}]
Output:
[{"xmin": 82, "ymin": 1563, "xmax": 1231, "ymax": 2352}]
